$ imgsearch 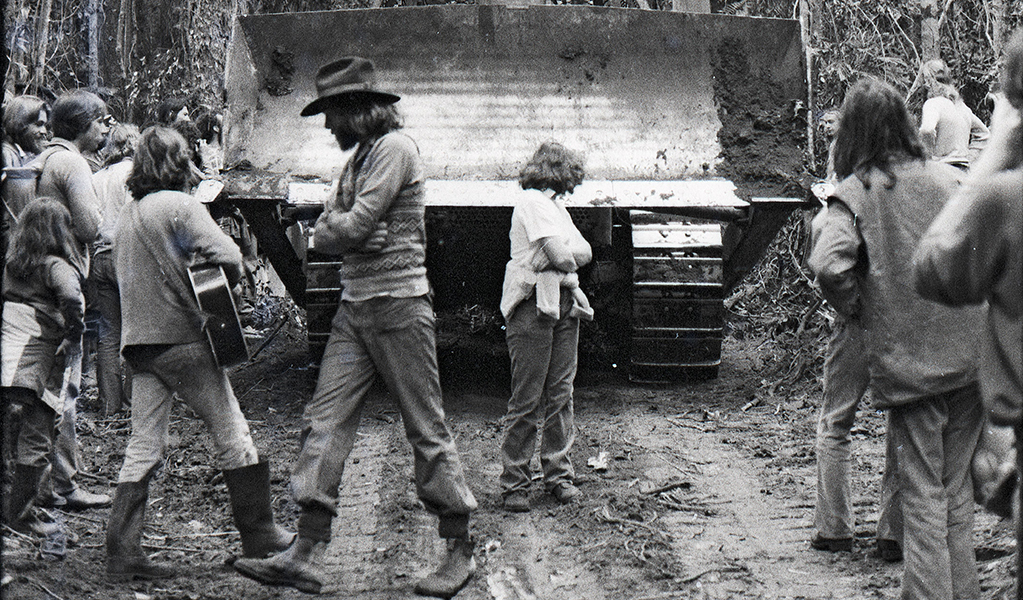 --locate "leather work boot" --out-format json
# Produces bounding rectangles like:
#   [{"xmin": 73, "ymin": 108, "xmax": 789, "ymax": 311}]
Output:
[
  {"xmin": 232, "ymin": 535, "xmax": 326, "ymax": 594},
  {"xmin": 222, "ymin": 461, "xmax": 295, "ymax": 560},
  {"xmin": 106, "ymin": 466, "xmax": 176, "ymax": 582},
  {"xmin": 5, "ymin": 463, "xmax": 62, "ymax": 537},
  {"xmin": 550, "ymin": 481, "xmax": 580, "ymax": 504},
  {"xmin": 810, "ymin": 534, "xmax": 853, "ymax": 552},
  {"xmin": 62, "ymin": 487, "xmax": 112, "ymax": 510},
  {"xmin": 414, "ymin": 536, "xmax": 476, "ymax": 599}
]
